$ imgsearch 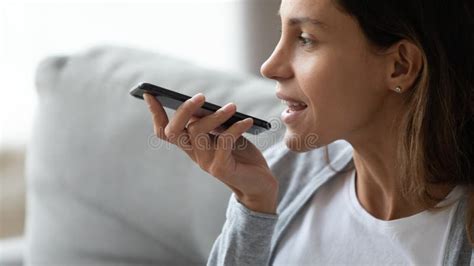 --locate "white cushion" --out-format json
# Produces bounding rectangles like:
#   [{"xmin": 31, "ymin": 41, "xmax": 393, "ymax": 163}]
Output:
[{"xmin": 25, "ymin": 45, "xmax": 284, "ymax": 265}]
